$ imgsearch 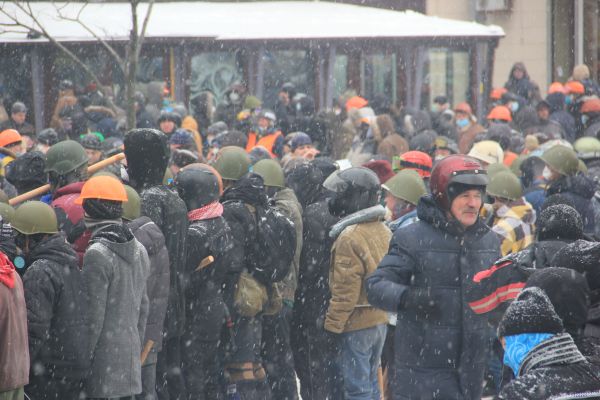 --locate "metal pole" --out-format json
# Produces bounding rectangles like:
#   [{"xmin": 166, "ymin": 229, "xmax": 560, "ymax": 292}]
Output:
[{"xmin": 574, "ymin": 0, "xmax": 584, "ymax": 66}]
